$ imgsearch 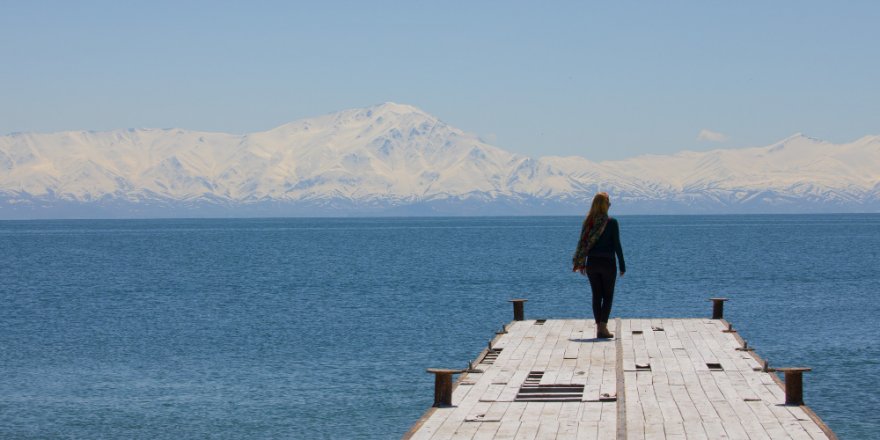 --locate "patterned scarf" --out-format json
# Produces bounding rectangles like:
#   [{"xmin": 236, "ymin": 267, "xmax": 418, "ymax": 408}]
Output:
[
  {"xmin": 585, "ymin": 214, "xmax": 609, "ymax": 253},
  {"xmin": 573, "ymin": 213, "xmax": 609, "ymax": 267}
]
